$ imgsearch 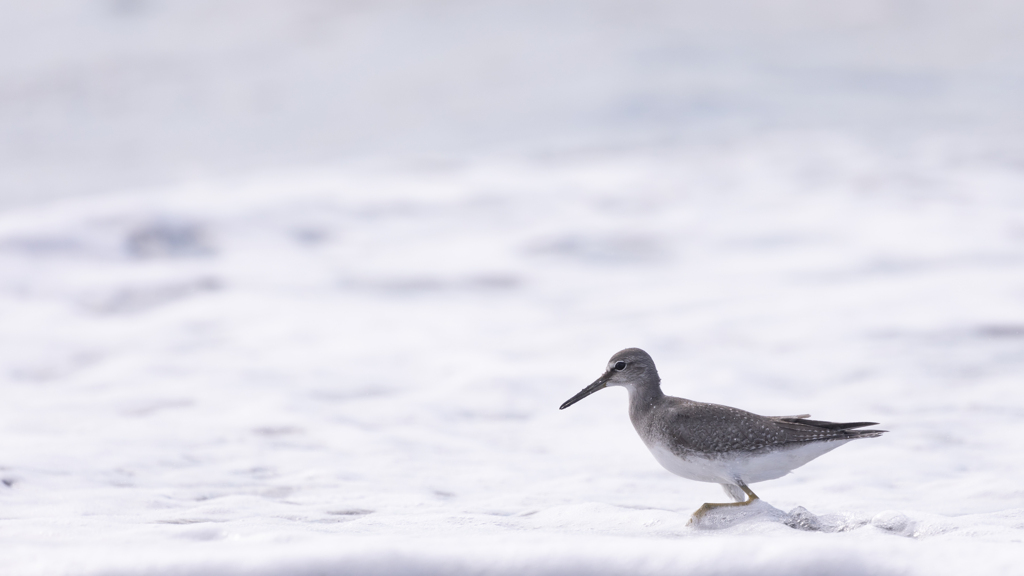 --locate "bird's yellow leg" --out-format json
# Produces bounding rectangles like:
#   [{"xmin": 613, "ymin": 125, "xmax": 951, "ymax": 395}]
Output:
[
  {"xmin": 739, "ymin": 483, "xmax": 758, "ymax": 500},
  {"xmin": 689, "ymin": 482, "xmax": 760, "ymax": 522}
]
